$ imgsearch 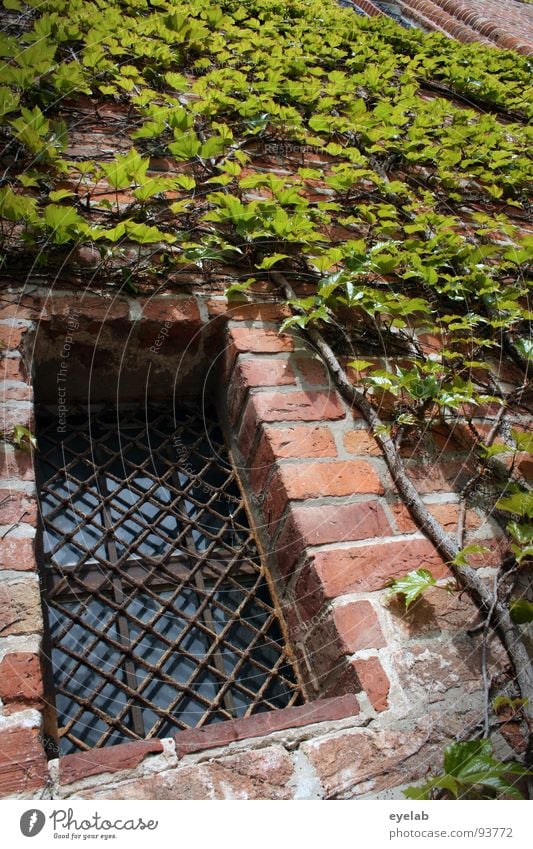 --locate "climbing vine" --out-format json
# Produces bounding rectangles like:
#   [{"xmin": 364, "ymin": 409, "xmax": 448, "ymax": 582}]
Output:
[{"xmin": 0, "ymin": 0, "xmax": 532, "ymax": 797}]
